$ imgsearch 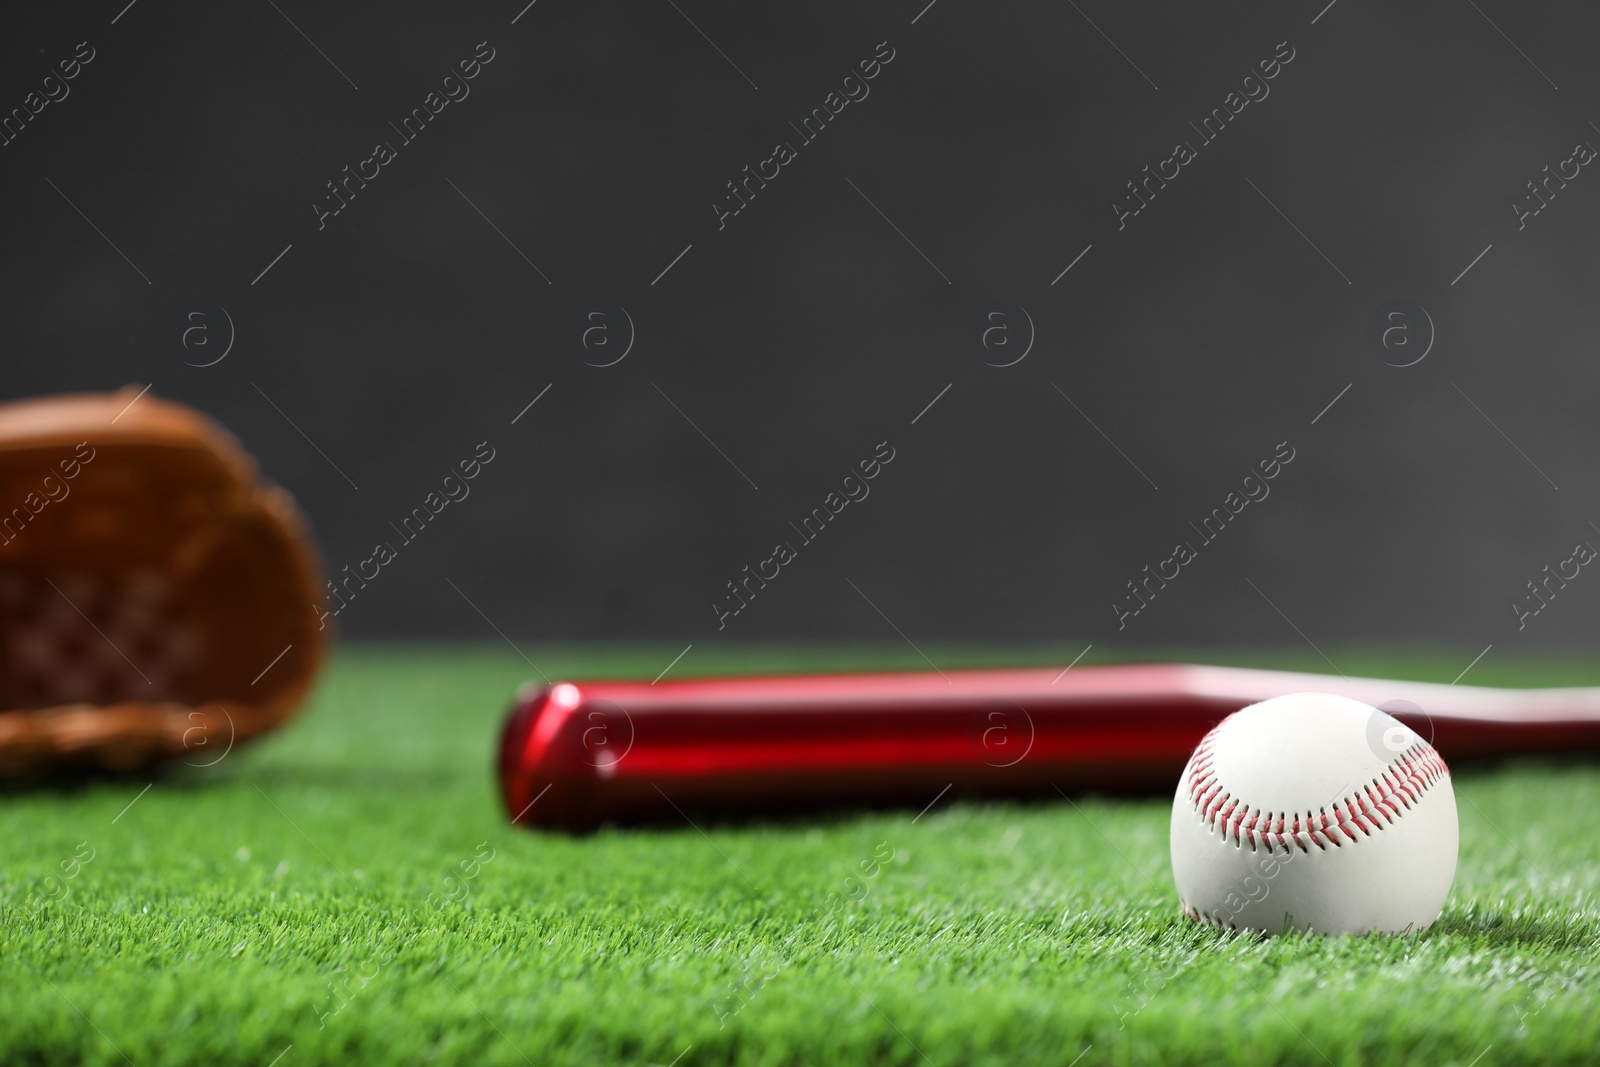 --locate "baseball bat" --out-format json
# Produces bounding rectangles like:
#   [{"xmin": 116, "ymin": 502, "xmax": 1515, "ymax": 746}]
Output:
[{"xmin": 497, "ymin": 663, "xmax": 1600, "ymax": 831}]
